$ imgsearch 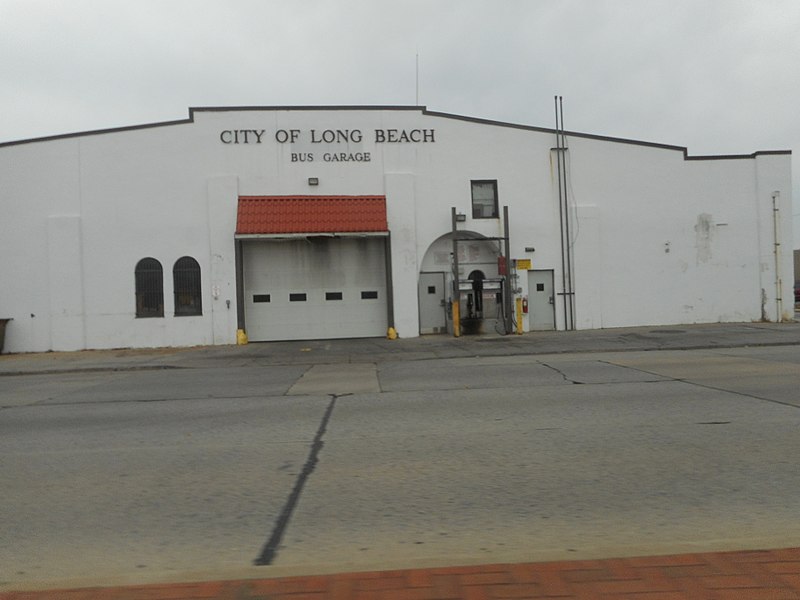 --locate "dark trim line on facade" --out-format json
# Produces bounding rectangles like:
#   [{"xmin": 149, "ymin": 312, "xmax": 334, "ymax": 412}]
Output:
[
  {"xmin": 0, "ymin": 105, "xmax": 791, "ymax": 161},
  {"xmin": 419, "ymin": 109, "xmax": 792, "ymax": 160},
  {"xmin": 235, "ymin": 240, "xmax": 245, "ymax": 332},
  {"xmin": 384, "ymin": 233, "xmax": 395, "ymax": 331},
  {"xmin": 683, "ymin": 149, "xmax": 792, "ymax": 160},
  {"xmin": 234, "ymin": 232, "xmax": 389, "ymax": 240},
  {"xmin": 195, "ymin": 105, "xmax": 426, "ymax": 114},
  {"xmin": 0, "ymin": 117, "xmax": 193, "ymax": 148}
]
